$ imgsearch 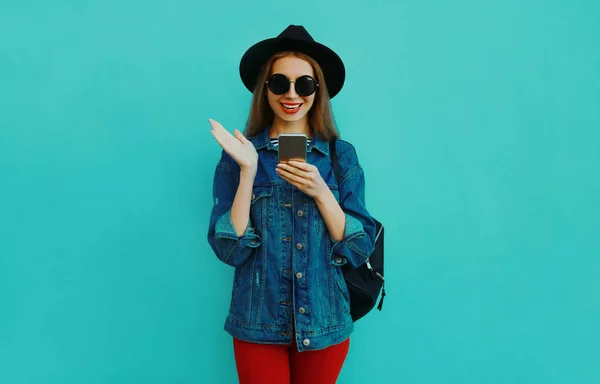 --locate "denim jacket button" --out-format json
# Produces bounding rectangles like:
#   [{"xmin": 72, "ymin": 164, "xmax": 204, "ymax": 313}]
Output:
[
  {"xmin": 296, "ymin": 243, "xmax": 303, "ymax": 250},
  {"xmin": 297, "ymin": 210, "xmax": 304, "ymax": 217},
  {"xmin": 296, "ymin": 272, "xmax": 303, "ymax": 279},
  {"xmin": 298, "ymin": 307, "xmax": 306, "ymax": 314},
  {"xmin": 251, "ymin": 193, "xmax": 255, "ymax": 200},
  {"xmin": 302, "ymin": 339, "xmax": 310, "ymax": 347},
  {"xmin": 335, "ymin": 257, "xmax": 343, "ymax": 264}
]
